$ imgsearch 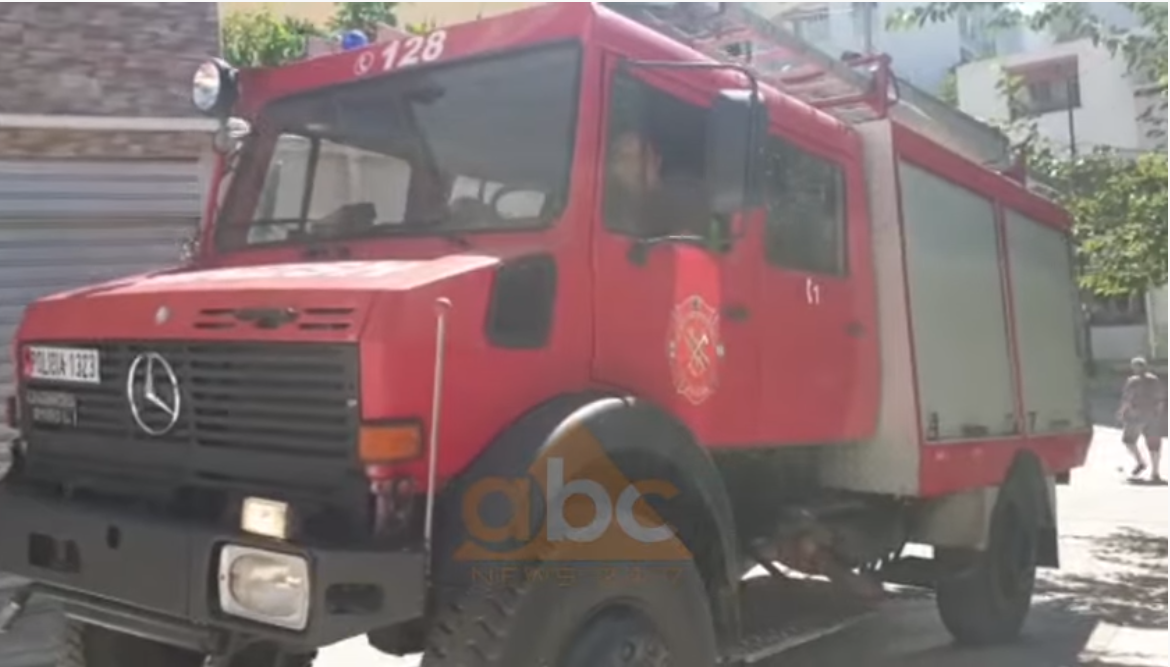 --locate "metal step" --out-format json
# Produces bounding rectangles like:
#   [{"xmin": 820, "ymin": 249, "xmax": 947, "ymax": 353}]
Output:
[{"xmin": 719, "ymin": 576, "xmax": 878, "ymax": 665}]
